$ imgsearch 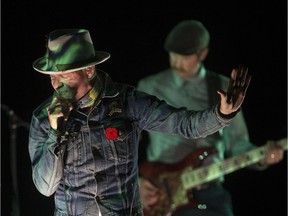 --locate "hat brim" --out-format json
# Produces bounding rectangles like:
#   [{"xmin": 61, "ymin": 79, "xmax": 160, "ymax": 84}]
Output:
[{"xmin": 33, "ymin": 51, "xmax": 111, "ymax": 74}]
